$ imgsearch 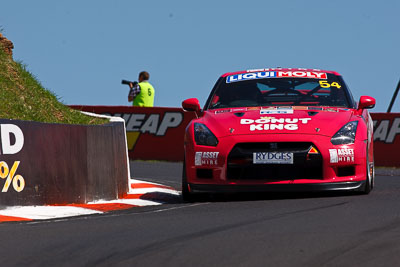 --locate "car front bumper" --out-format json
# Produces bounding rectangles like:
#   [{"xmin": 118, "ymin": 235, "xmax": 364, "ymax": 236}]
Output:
[
  {"xmin": 185, "ymin": 133, "xmax": 368, "ymax": 191},
  {"xmin": 189, "ymin": 181, "xmax": 365, "ymax": 193}
]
